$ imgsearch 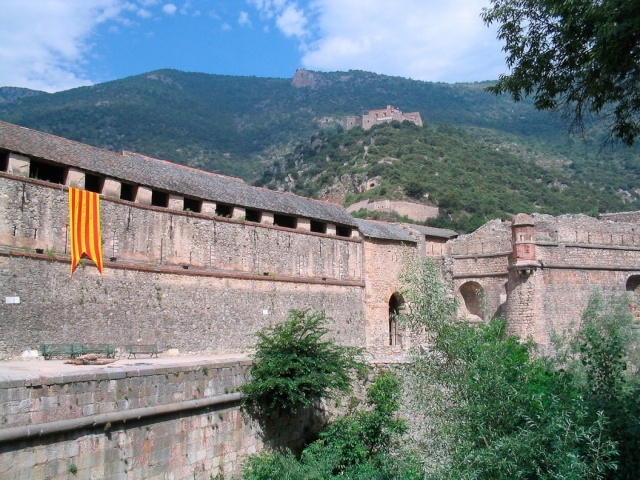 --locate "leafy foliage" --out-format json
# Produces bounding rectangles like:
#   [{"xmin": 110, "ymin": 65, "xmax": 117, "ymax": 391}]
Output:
[
  {"xmin": 398, "ymin": 257, "xmax": 632, "ymax": 479},
  {"xmin": 482, "ymin": 0, "xmax": 640, "ymax": 145},
  {"xmin": 240, "ymin": 308, "xmax": 365, "ymax": 417},
  {"xmin": 556, "ymin": 293, "xmax": 640, "ymax": 479},
  {"xmin": 243, "ymin": 371, "xmax": 422, "ymax": 480}
]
